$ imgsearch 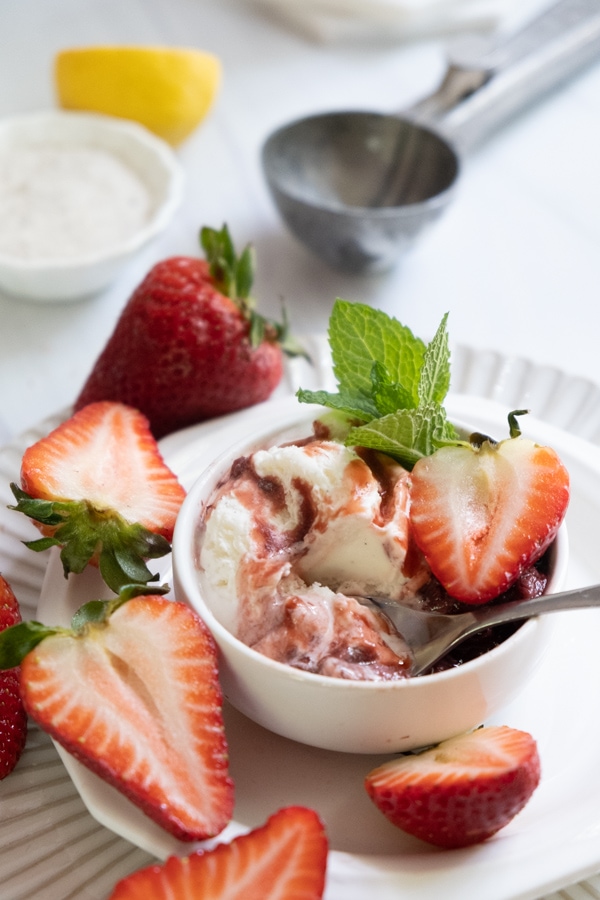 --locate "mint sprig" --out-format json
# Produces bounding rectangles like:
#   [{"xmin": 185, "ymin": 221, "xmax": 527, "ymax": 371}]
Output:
[{"xmin": 297, "ymin": 300, "xmax": 458, "ymax": 468}]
